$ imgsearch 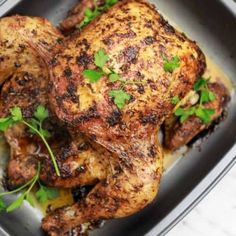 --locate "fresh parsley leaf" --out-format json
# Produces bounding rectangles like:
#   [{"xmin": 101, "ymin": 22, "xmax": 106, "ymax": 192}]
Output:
[
  {"xmin": 194, "ymin": 77, "xmax": 209, "ymax": 91},
  {"xmin": 200, "ymin": 90, "xmax": 211, "ymax": 104},
  {"xmin": 195, "ymin": 107, "xmax": 215, "ymax": 124},
  {"xmin": 200, "ymin": 90, "xmax": 216, "ymax": 104},
  {"xmin": 78, "ymin": 8, "xmax": 100, "ymax": 29},
  {"xmin": 109, "ymin": 89, "xmax": 131, "ymax": 109},
  {"xmin": 0, "ymin": 117, "xmax": 14, "ymax": 131},
  {"xmin": 163, "ymin": 56, "xmax": 180, "ymax": 73},
  {"xmin": 0, "ymin": 197, "xmax": 6, "ymax": 211},
  {"xmin": 104, "ymin": 0, "xmax": 118, "ymax": 8},
  {"xmin": 10, "ymin": 107, "xmax": 22, "ymax": 121},
  {"xmin": 171, "ymin": 96, "xmax": 180, "ymax": 105},
  {"xmin": 109, "ymin": 73, "xmax": 120, "ymax": 82},
  {"xmin": 25, "ymin": 194, "xmax": 34, "ymax": 207},
  {"xmin": 34, "ymin": 105, "xmax": 49, "ymax": 122},
  {"xmin": 94, "ymin": 48, "xmax": 109, "ymax": 68},
  {"xmin": 36, "ymin": 185, "xmax": 59, "ymax": 203},
  {"xmin": 175, "ymin": 107, "xmax": 196, "ymax": 123},
  {"xmin": 0, "ymin": 106, "xmax": 59, "ymax": 176},
  {"xmin": 6, "ymin": 194, "xmax": 25, "ymax": 212},
  {"xmin": 39, "ymin": 128, "xmax": 51, "ymax": 139},
  {"xmin": 83, "ymin": 69, "xmax": 104, "ymax": 83},
  {"xmin": 208, "ymin": 91, "xmax": 216, "ymax": 101},
  {"xmin": 78, "ymin": 0, "xmax": 118, "ymax": 29}
]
